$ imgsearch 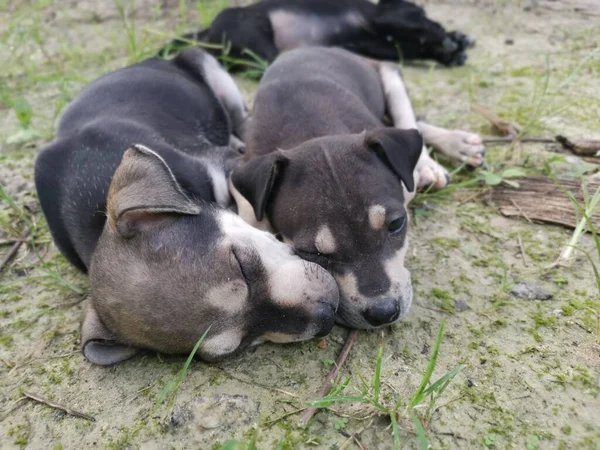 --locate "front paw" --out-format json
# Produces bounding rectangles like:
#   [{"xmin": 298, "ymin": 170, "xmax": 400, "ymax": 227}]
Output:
[
  {"xmin": 443, "ymin": 131, "xmax": 486, "ymax": 167},
  {"xmin": 414, "ymin": 151, "xmax": 450, "ymax": 191},
  {"xmin": 437, "ymin": 31, "xmax": 474, "ymax": 67}
]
